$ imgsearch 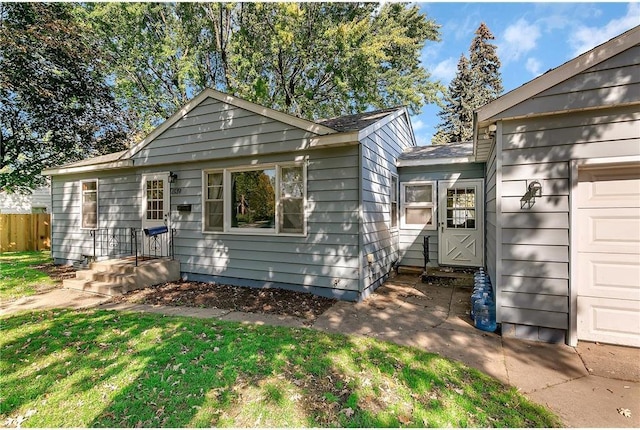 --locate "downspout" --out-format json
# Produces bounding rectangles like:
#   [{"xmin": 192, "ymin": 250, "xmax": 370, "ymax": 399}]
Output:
[
  {"xmin": 495, "ymin": 121, "xmax": 503, "ymax": 325},
  {"xmin": 357, "ymin": 141, "xmax": 365, "ymax": 299}
]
